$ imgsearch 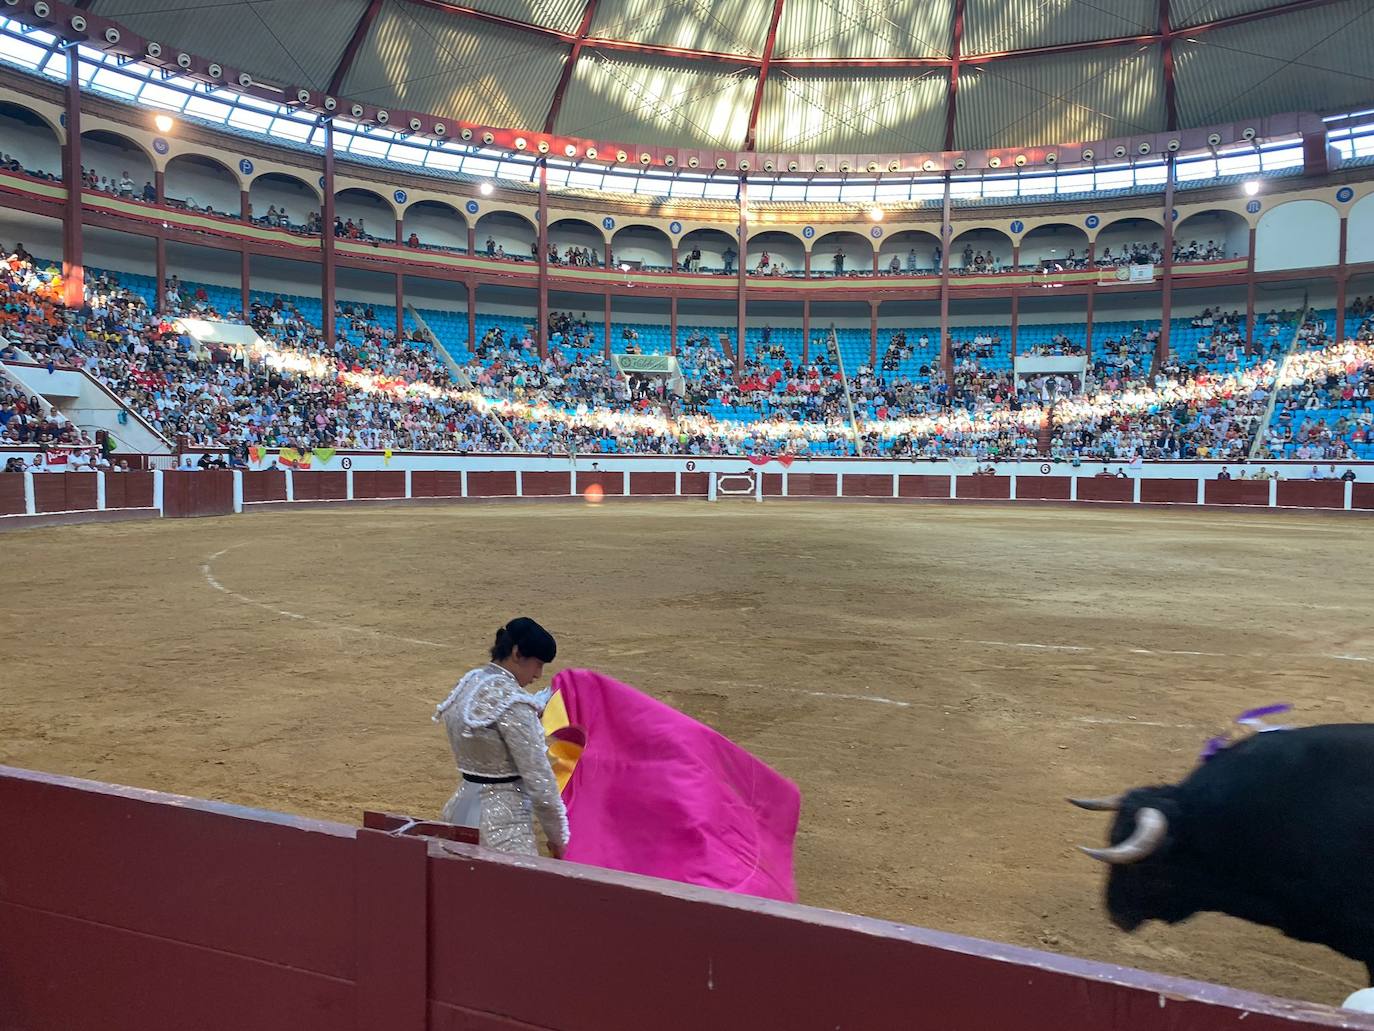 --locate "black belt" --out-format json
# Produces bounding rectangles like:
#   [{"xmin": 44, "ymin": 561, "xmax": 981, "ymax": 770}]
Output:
[{"xmin": 462, "ymin": 772, "xmax": 522, "ymax": 785}]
